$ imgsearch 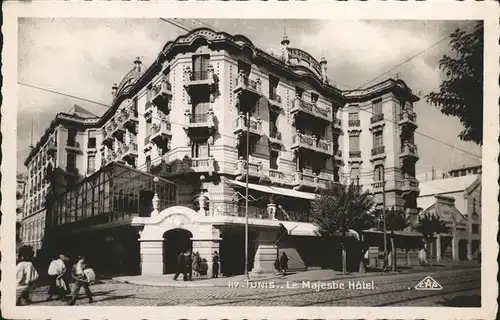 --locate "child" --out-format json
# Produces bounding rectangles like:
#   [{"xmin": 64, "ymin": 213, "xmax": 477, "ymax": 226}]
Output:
[{"xmin": 16, "ymin": 246, "xmax": 39, "ymax": 306}]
